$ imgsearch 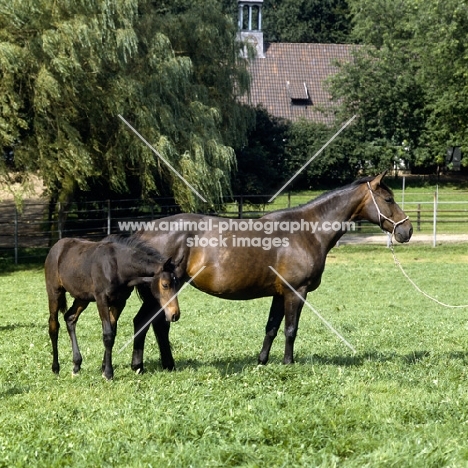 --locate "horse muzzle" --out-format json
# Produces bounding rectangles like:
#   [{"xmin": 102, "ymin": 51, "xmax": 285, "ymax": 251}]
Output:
[
  {"xmin": 394, "ymin": 221, "xmax": 413, "ymax": 243},
  {"xmin": 165, "ymin": 308, "xmax": 180, "ymax": 323}
]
